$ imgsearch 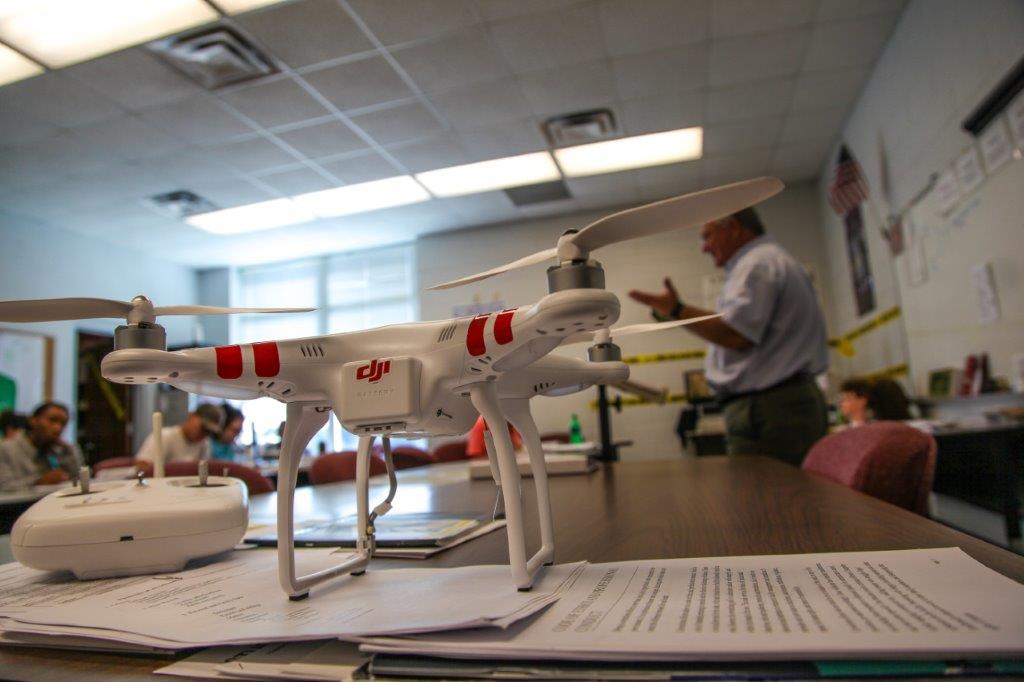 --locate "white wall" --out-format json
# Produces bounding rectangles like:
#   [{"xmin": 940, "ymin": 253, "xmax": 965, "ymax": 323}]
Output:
[
  {"xmin": 0, "ymin": 211, "xmax": 198, "ymax": 436},
  {"xmin": 816, "ymin": 0, "xmax": 1024, "ymax": 392},
  {"xmin": 417, "ymin": 180, "xmax": 828, "ymax": 460}
]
